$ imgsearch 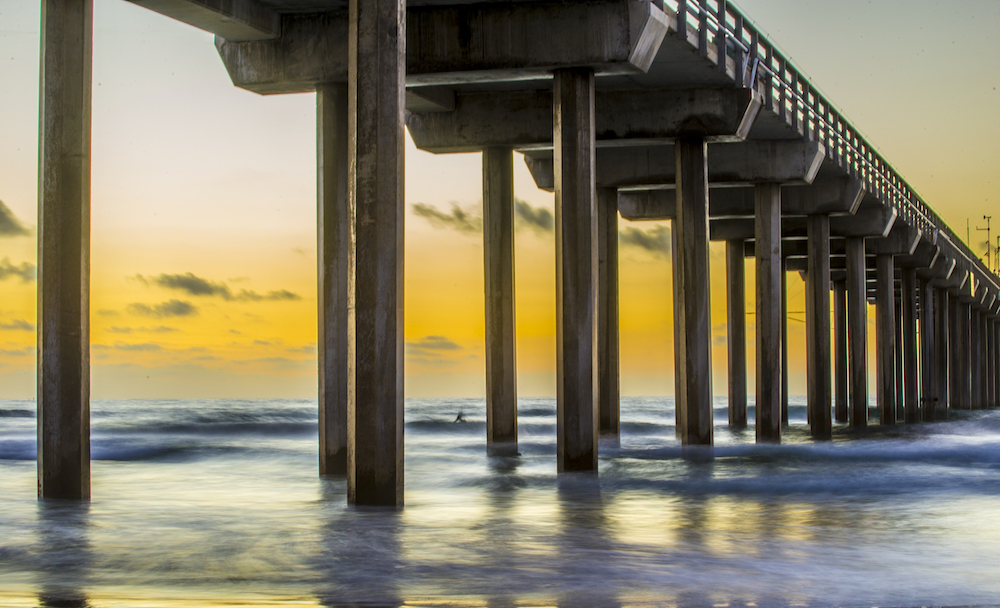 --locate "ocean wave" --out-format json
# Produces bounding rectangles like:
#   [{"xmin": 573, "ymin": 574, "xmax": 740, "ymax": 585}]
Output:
[{"xmin": 0, "ymin": 408, "xmax": 34, "ymax": 418}]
